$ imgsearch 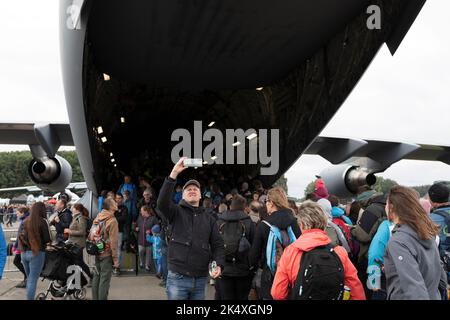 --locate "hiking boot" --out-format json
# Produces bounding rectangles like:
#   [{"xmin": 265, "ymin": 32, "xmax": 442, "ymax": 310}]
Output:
[{"xmin": 15, "ymin": 280, "xmax": 26, "ymax": 288}]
